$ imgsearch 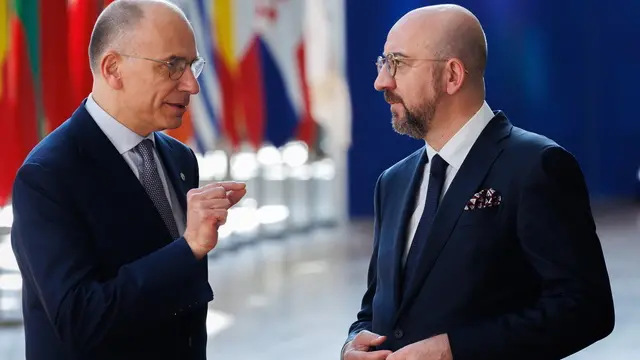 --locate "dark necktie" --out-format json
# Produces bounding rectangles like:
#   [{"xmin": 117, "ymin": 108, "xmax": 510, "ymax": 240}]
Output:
[
  {"xmin": 133, "ymin": 139, "xmax": 180, "ymax": 239},
  {"xmin": 402, "ymin": 153, "xmax": 449, "ymax": 292}
]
